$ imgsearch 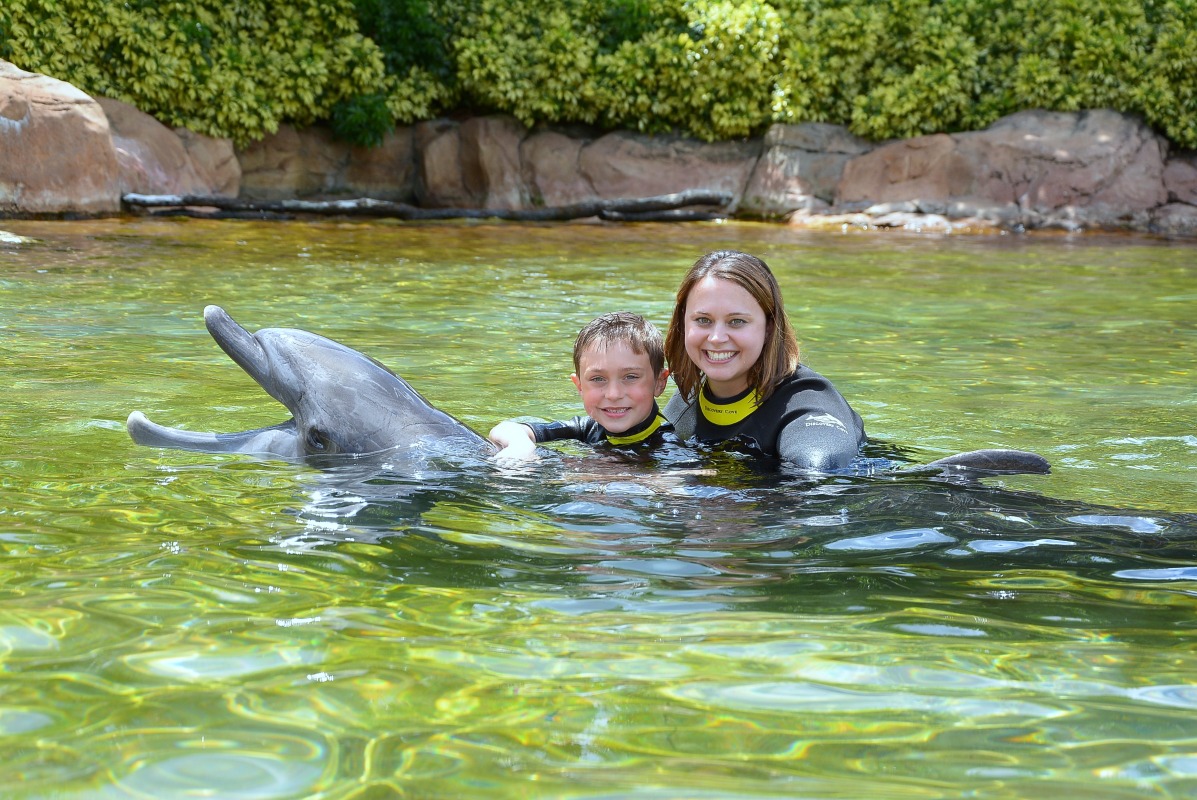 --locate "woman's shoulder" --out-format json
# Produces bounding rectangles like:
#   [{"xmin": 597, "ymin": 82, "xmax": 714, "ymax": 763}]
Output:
[
  {"xmin": 770, "ymin": 364, "xmax": 842, "ymax": 396},
  {"xmin": 772, "ymin": 365, "xmax": 867, "ymax": 443}
]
